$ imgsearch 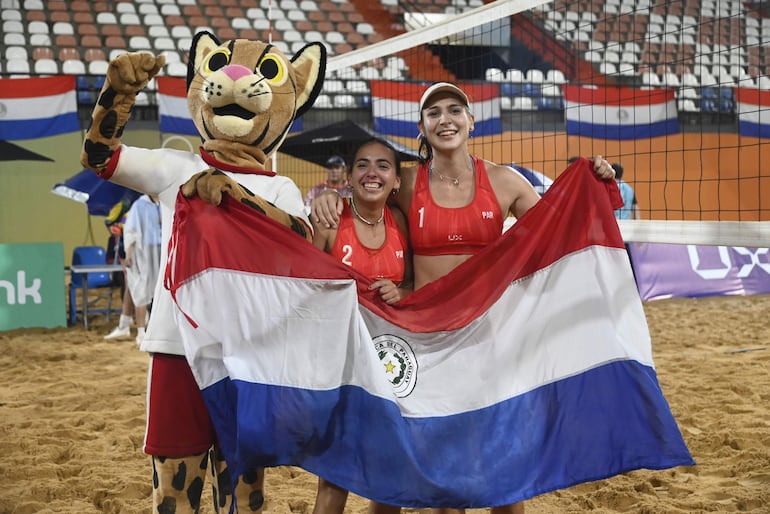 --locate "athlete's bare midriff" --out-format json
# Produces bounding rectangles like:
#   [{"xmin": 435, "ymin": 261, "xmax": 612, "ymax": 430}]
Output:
[{"xmin": 414, "ymin": 253, "xmax": 473, "ymax": 290}]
